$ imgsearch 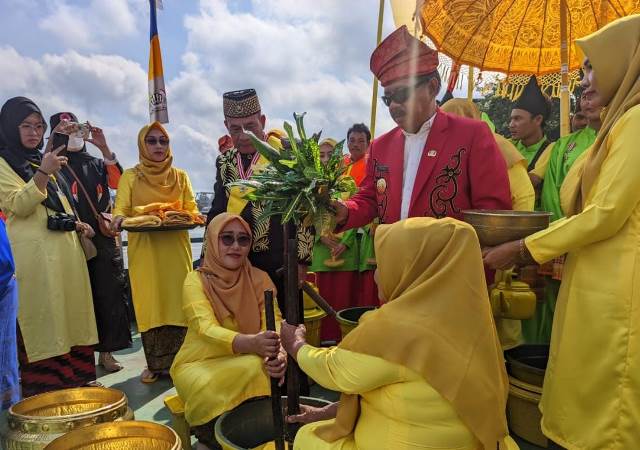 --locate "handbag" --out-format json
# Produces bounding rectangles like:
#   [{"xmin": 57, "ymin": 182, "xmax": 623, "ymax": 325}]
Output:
[
  {"xmin": 65, "ymin": 165, "xmax": 118, "ymax": 238},
  {"xmin": 79, "ymin": 233, "xmax": 97, "ymax": 260}
]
